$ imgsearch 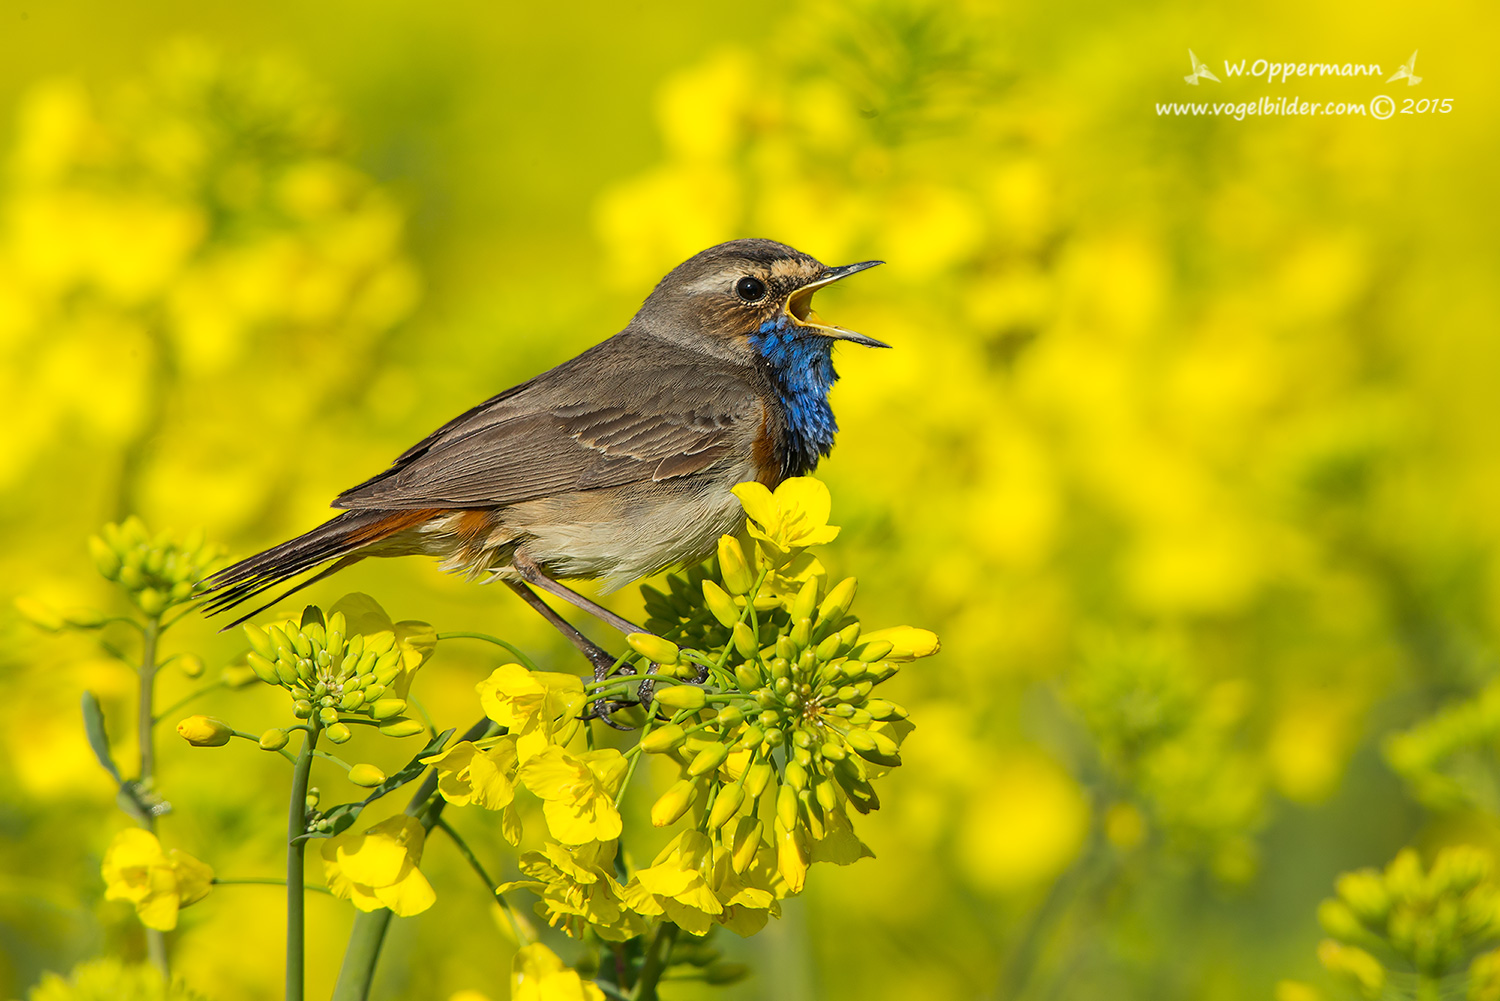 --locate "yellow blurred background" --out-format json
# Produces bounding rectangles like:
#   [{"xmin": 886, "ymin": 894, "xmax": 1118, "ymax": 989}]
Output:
[{"xmin": 3, "ymin": 0, "xmax": 1499, "ymax": 998}]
